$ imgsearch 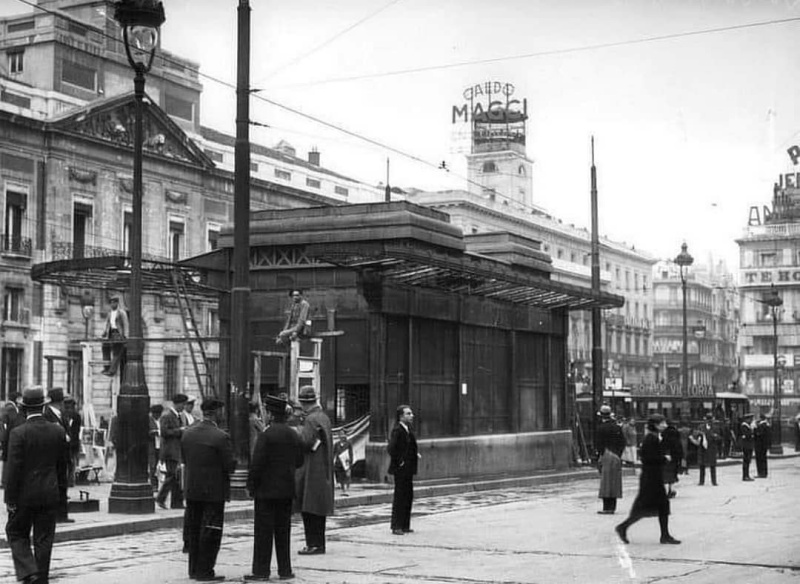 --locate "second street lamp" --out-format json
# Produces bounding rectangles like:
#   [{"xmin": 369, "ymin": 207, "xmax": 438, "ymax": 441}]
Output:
[
  {"xmin": 764, "ymin": 285, "xmax": 784, "ymax": 454},
  {"xmin": 109, "ymin": 0, "xmax": 165, "ymax": 514},
  {"xmin": 675, "ymin": 242, "xmax": 694, "ymax": 420}
]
